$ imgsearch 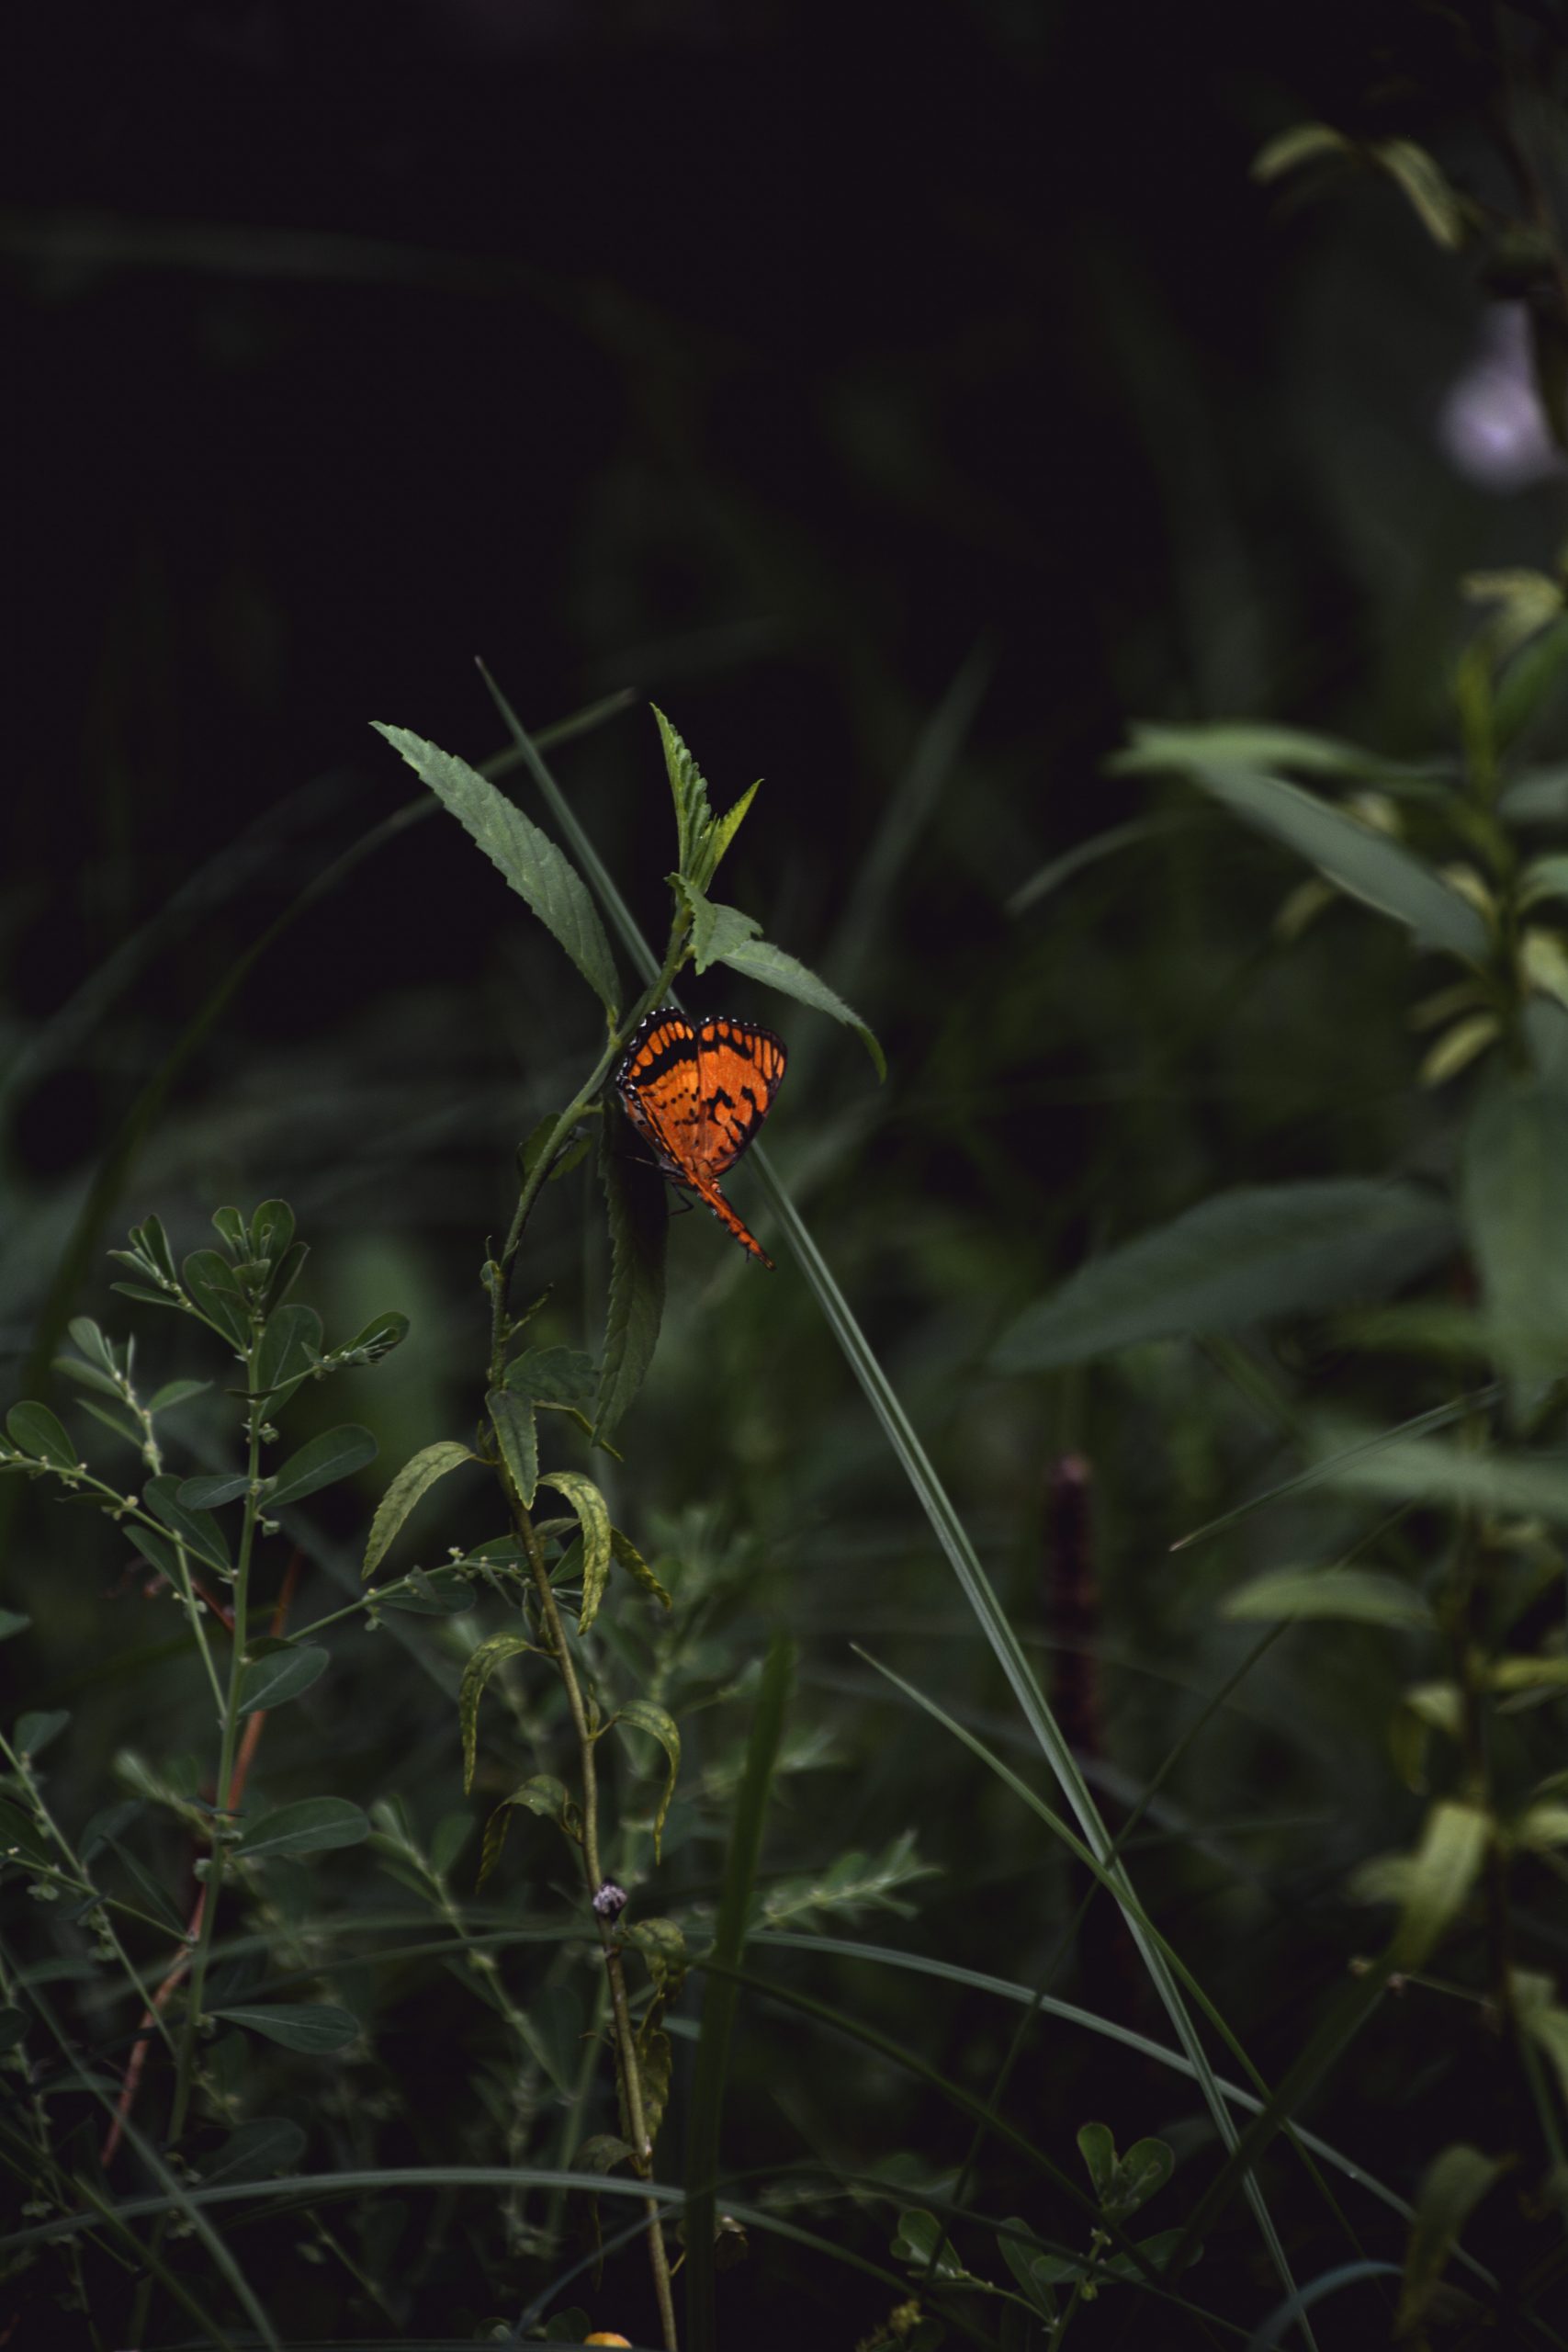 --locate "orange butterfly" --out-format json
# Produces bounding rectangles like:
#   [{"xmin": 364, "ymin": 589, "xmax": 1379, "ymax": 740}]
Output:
[{"xmin": 614, "ymin": 1007, "xmax": 786, "ymax": 1267}]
